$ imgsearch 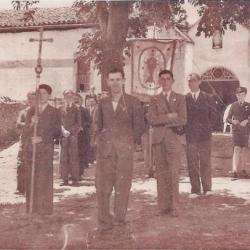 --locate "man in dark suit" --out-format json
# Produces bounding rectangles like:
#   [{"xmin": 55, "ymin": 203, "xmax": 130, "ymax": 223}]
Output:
[
  {"xmin": 226, "ymin": 87, "xmax": 250, "ymax": 179},
  {"xmin": 87, "ymin": 96, "xmax": 98, "ymax": 164},
  {"xmin": 59, "ymin": 90, "xmax": 81, "ymax": 186},
  {"xmin": 148, "ymin": 69, "xmax": 187, "ymax": 217},
  {"xmin": 74, "ymin": 93, "xmax": 91, "ymax": 177},
  {"xmin": 95, "ymin": 68, "xmax": 144, "ymax": 232},
  {"xmin": 185, "ymin": 73, "xmax": 216, "ymax": 198}
]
